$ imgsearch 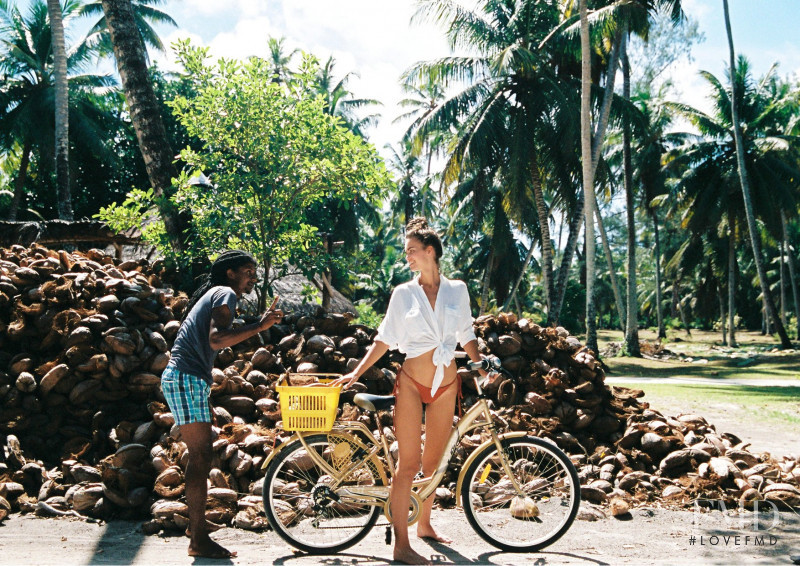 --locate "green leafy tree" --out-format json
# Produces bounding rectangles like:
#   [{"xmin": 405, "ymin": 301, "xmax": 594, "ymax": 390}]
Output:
[{"xmin": 99, "ymin": 43, "xmax": 390, "ymax": 308}]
